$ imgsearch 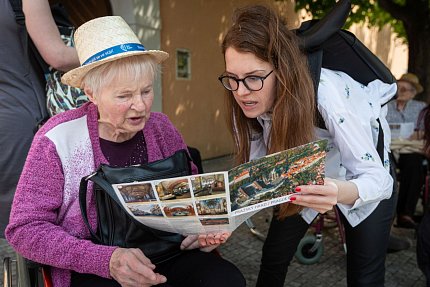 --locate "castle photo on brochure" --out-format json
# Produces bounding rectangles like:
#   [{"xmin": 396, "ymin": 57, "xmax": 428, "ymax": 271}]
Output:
[{"xmin": 228, "ymin": 140, "xmax": 327, "ymax": 212}]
